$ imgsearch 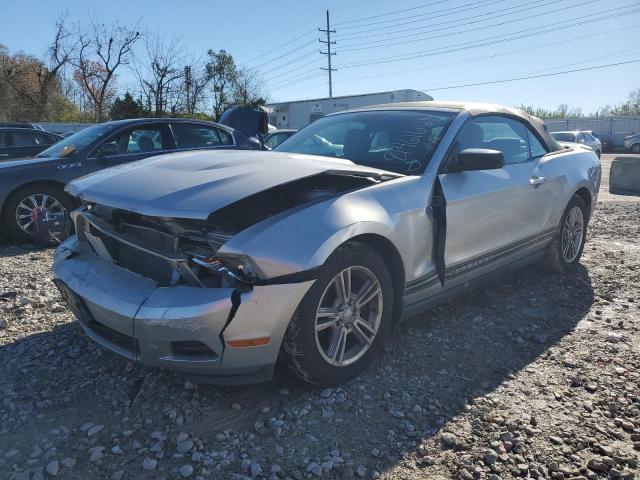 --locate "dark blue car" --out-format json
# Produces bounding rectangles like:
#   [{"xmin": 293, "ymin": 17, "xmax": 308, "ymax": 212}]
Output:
[{"xmin": 0, "ymin": 117, "xmax": 263, "ymax": 241}]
